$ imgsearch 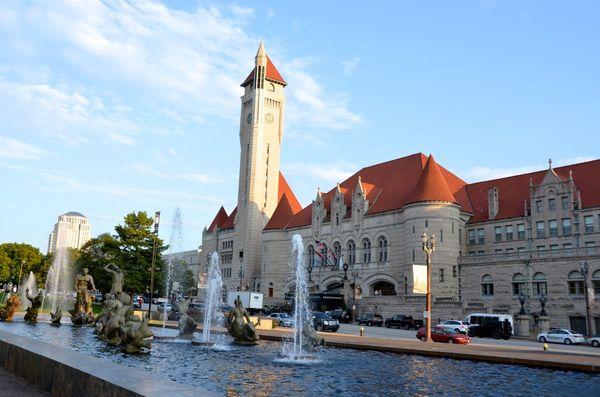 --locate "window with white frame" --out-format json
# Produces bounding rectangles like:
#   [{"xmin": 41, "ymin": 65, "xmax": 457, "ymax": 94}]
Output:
[
  {"xmin": 549, "ymin": 220, "xmax": 558, "ymax": 237},
  {"xmin": 584, "ymin": 215, "xmax": 594, "ymax": 234},
  {"xmin": 506, "ymin": 225, "xmax": 514, "ymax": 241},
  {"xmin": 533, "ymin": 272, "xmax": 547, "ymax": 296},
  {"xmin": 536, "ymin": 221, "xmax": 545, "ymax": 238}
]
